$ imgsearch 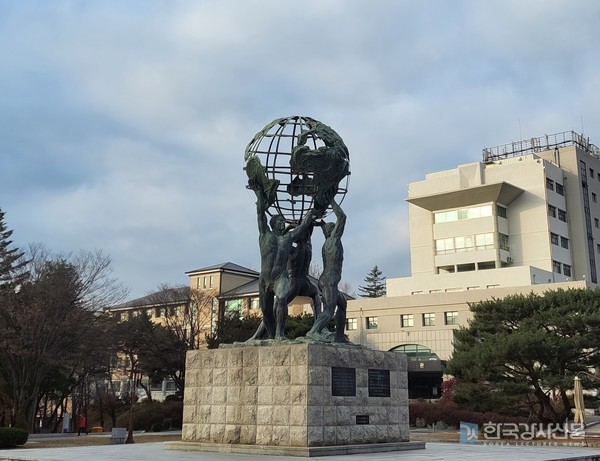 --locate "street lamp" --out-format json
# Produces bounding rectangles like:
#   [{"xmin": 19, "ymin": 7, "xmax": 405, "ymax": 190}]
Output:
[{"xmin": 125, "ymin": 371, "xmax": 137, "ymax": 444}]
